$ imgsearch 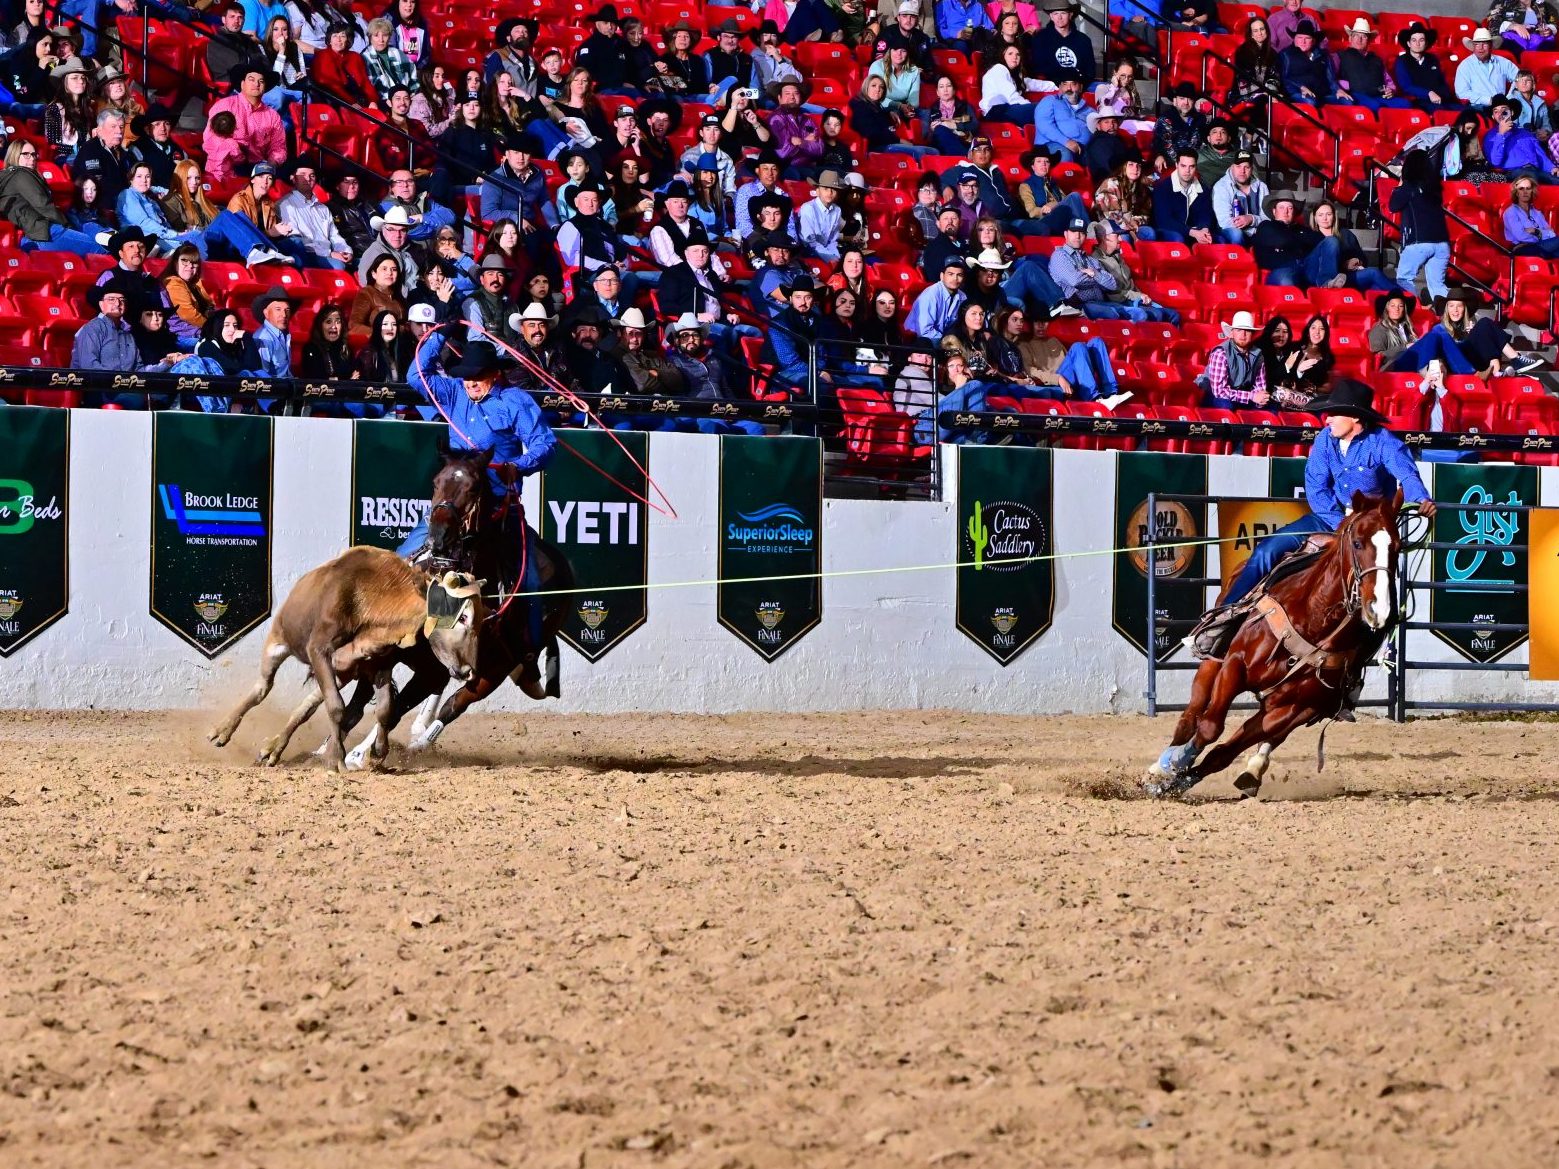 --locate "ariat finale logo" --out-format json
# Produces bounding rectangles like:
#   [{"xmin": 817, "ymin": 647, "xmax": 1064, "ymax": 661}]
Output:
[
  {"xmin": 578, "ymin": 599, "xmax": 609, "ymax": 636},
  {"xmin": 991, "ymin": 608, "xmax": 1017, "ymax": 634},
  {"xmin": 193, "ymin": 593, "xmax": 229, "ymax": 624},
  {"xmin": 0, "ymin": 590, "xmax": 22, "ymax": 622},
  {"xmin": 1127, "ymin": 498, "xmax": 1198, "ymax": 578},
  {"xmin": 755, "ymin": 602, "xmax": 785, "ymax": 635}
]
